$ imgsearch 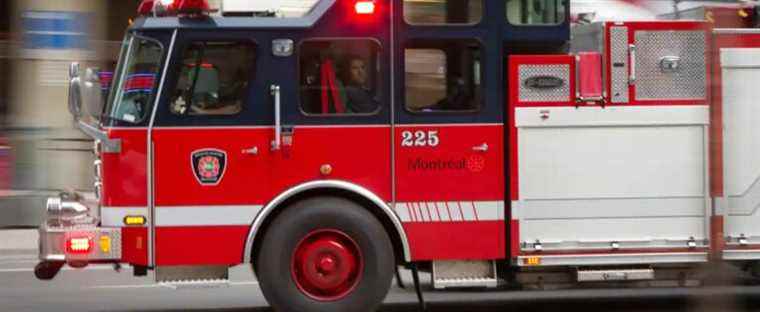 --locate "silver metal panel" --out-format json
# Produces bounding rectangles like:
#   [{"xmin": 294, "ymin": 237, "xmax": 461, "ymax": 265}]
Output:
[
  {"xmin": 518, "ymin": 64, "xmax": 571, "ymax": 102},
  {"xmin": 634, "ymin": 30, "xmax": 706, "ymax": 100},
  {"xmin": 609, "ymin": 26, "xmax": 629, "ymax": 103},
  {"xmin": 520, "ymin": 239, "xmax": 708, "ymax": 253},
  {"xmin": 516, "ymin": 252, "xmax": 708, "ymax": 267},
  {"xmin": 432, "ymin": 260, "xmax": 497, "ymax": 289},
  {"xmin": 39, "ymin": 226, "xmax": 122, "ymax": 261},
  {"xmin": 576, "ymin": 268, "xmax": 655, "ymax": 282},
  {"xmin": 156, "ymin": 265, "xmax": 229, "ymax": 283}
]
